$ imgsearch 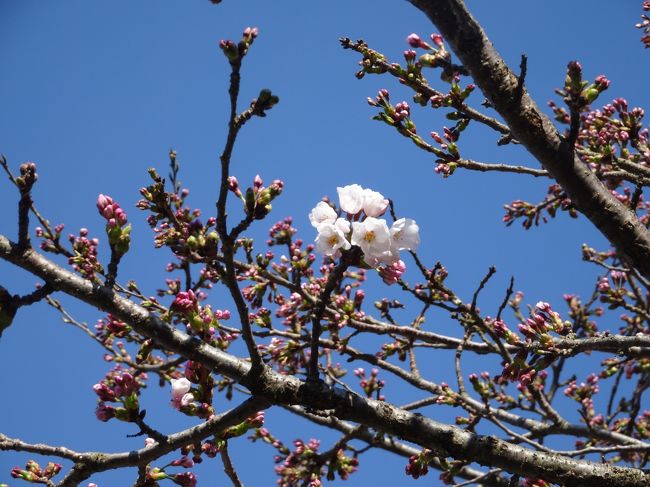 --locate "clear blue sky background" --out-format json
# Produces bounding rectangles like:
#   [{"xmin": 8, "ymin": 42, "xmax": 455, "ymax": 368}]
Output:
[{"xmin": 1, "ymin": 1, "xmax": 648, "ymax": 485}]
